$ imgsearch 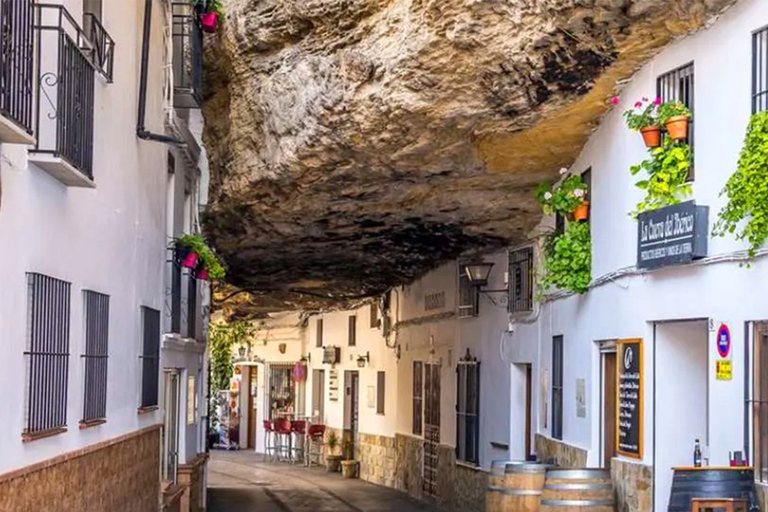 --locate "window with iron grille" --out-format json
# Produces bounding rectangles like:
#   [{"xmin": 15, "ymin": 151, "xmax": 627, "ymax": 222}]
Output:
[
  {"xmin": 753, "ymin": 27, "xmax": 768, "ymax": 113},
  {"xmin": 413, "ymin": 361, "xmax": 423, "ymax": 435},
  {"xmin": 82, "ymin": 290, "xmax": 109, "ymax": 424},
  {"xmin": 348, "ymin": 315, "xmax": 357, "ymax": 346},
  {"xmin": 0, "ymin": 0, "xmax": 35, "ymax": 136},
  {"xmin": 552, "ymin": 335, "xmax": 564, "ymax": 440},
  {"xmin": 316, "ymin": 318, "xmax": 324, "ymax": 347},
  {"xmin": 657, "ymin": 63, "xmax": 694, "ymax": 178},
  {"xmin": 187, "ymin": 275, "xmax": 197, "ymax": 339},
  {"xmin": 171, "ymin": 263, "xmax": 181, "ymax": 333},
  {"xmin": 752, "ymin": 323, "xmax": 768, "ymax": 482},
  {"xmin": 508, "ymin": 247, "xmax": 534, "ymax": 314},
  {"xmin": 370, "ymin": 302, "xmax": 379, "ymax": 328},
  {"xmin": 24, "ymin": 273, "xmax": 71, "ymax": 436},
  {"xmin": 581, "ymin": 167, "xmax": 592, "ymax": 226},
  {"xmin": 458, "ymin": 265, "xmax": 479, "ymax": 318},
  {"xmin": 140, "ymin": 307, "xmax": 161, "ymax": 409},
  {"xmin": 377, "ymin": 371, "xmax": 386, "ymax": 415},
  {"xmin": 456, "ymin": 353, "xmax": 480, "ymax": 465}
]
